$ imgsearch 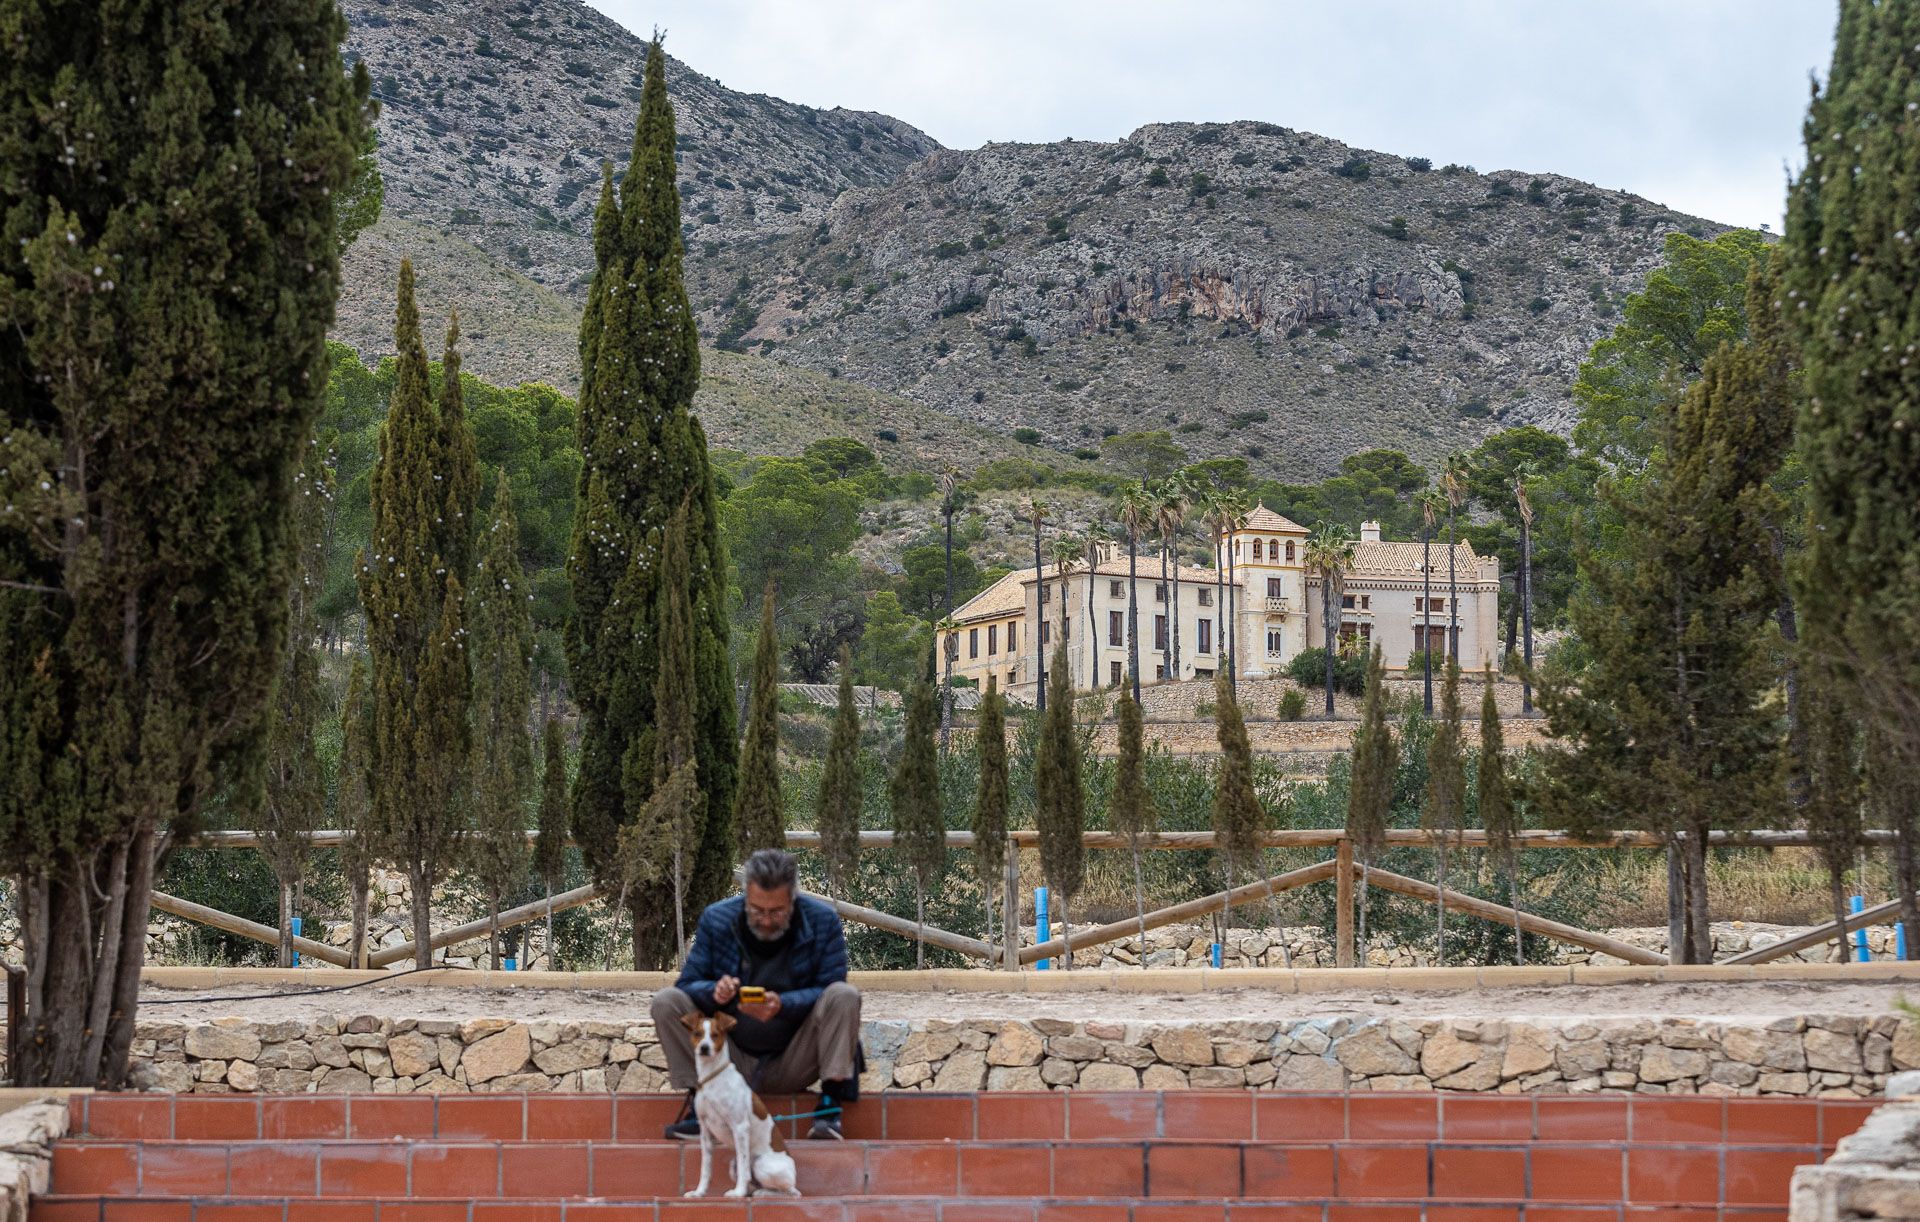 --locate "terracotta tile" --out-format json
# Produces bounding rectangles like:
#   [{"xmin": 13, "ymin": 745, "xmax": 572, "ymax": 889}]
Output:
[
  {"xmin": 50, "ymin": 1143, "xmax": 140, "ymax": 1196},
  {"xmin": 1325, "ymin": 1207, "xmax": 1420, "ymax": 1222},
  {"xmin": 264, "ymin": 1098, "xmax": 348, "ymax": 1141},
  {"xmin": 285, "ymin": 1203, "xmax": 382, "ymax": 1222},
  {"xmin": 191, "ymin": 1206, "xmax": 286, "ymax": 1222},
  {"xmin": 1529, "ymin": 1146, "xmax": 1624, "ymax": 1203},
  {"xmin": 317, "ymin": 1144, "xmax": 409, "ymax": 1198},
  {"xmin": 410, "ymin": 1142, "xmax": 502, "ymax": 1197},
  {"xmin": 346, "ymin": 1096, "xmax": 435, "ymax": 1140},
  {"xmin": 939, "ymin": 1205, "xmax": 1038, "ymax": 1222},
  {"xmin": 590, "ymin": 1142, "xmax": 683, "ymax": 1196},
  {"xmin": 529, "ymin": 1095, "xmax": 613, "ymax": 1142},
  {"xmin": 750, "ymin": 1202, "xmax": 850, "ymax": 1222},
  {"xmin": 102, "ymin": 1203, "xmax": 190, "ymax": 1222},
  {"xmin": 1442, "ymin": 1098, "xmax": 1535, "ymax": 1142},
  {"xmin": 1820, "ymin": 1101, "xmax": 1879, "ymax": 1147},
  {"xmin": 228, "ymin": 1141, "xmax": 321, "ymax": 1195},
  {"xmin": 138, "ymin": 1143, "xmax": 231, "ymax": 1196},
  {"xmin": 1052, "ymin": 1144, "xmax": 1144, "ymax": 1196},
  {"xmin": 614, "ymin": 1095, "xmax": 685, "ymax": 1141},
  {"xmin": 1720, "ymin": 1211, "xmax": 1788, "ymax": 1222},
  {"xmin": 790, "ymin": 1142, "xmax": 867, "ymax": 1196},
  {"xmin": 978, "ymin": 1092, "xmax": 1065, "ymax": 1140},
  {"xmin": 1243, "ymin": 1145, "xmax": 1336, "ymax": 1197},
  {"xmin": 562, "ymin": 1207, "xmax": 658, "ymax": 1221},
  {"xmin": 1224, "ymin": 1207, "xmax": 1324, "ymax": 1222},
  {"xmin": 1723, "ymin": 1102, "xmax": 1819, "ymax": 1147},
  {"xmin": 957, "ymin": 1143, "xmax": 1051, "ymax": 1197},
  {"xmin": 1033, "ymin": 1206, "xmax": 1130, "ymax": 1222},
  {"xmin": 1431, "ymin": 1146, "xmax": 1526, "ymax": 1201},
  {"xmin": 504, "ymin": 1141, "xmax": 591, "ymax": 1197},
  {"xmin": 1129, "ymin": 1207, "xmax": 1228, "ymax": 1222},
  {"xmin": 1722, "ymin": 1148, "xmax": 1818, "ymax": 1208},
  {"xmin": 1065, "ymin": 1094, "xmax": 1159, "ymax": 1140},
  {"xmin": 1164, "ymin": 1092, "xmax": 1253, "ymax": 1140},
  {"xmin": 474, "ymin": 1205, "xmax": 564, "ymax": 1221},
  {"xmin": 1629, "ymin": 1100, "xmax": 1722, "ymax": 1145},
  {"xmin": 436, "ymin": 1096, "xmax": 524, "ymax": 1141},
  {"xmin": 1536, "ymin": 1100, "xmax": 1630, "ymax": 1143},
  {"xmin": 377, "ymin": 1205, "xmax": 474, "ymax": 1222},
  {"xmin": 67, "ymin": 1096, "xmax": 89, "ymax": 1135},
  {"xmin": 1333, "ymin": 1143, "xmax": 1427, "ymax": 1200},
  {"xmin": 29, "ymin": 1202, "xmax": 106, "ymax": 1222},
  {"xmin": 835, "ymin": 1099, "xmax": 882, "ymax": 1141},
  {"xmin": 663, "ymin": 1202, "xmax": 755, "ymax": 1219},
  {"xmin": 866, "ymin": 1142, "xmax": 959, "ymax": 1196},
  {"xmin": 85, "ymin": 1095, "xmax": 173, "ymax": 1140},
  {"xmin": 839, "ymin": 1203, "xmax": 934, "ymax": 1222},
  {"xmin": 1147, "ymin": 1142, "xmax": 1242, "ymax": 1198},
  {"xmin": 173, "ymin": 1097, "xmax": 260, "ymax": 1141},
  {"xmin": 1625, "ymin": 1146, "xmax": 1720, "ymax": 1206},
  {"xmin": 1255, "ymin": 1095, "xmax": 1345, "ymax": 1142},
  {"xmin": 1617, "ymin": 1209, "xmax": 1718, "ymax": 1222},
  {"xmin": 1424, "ymin": 1209, "xmax": 1524, "ymax": 1222},
  {"xmin": 1346, "ymin": 1096, "xmax": 1438, "ymax": 1142},
  {"xmin": 1521, "ymin": 1210, "xmax": 1623, "ymax": 1222},
  {"xmin": 884, "ymin": 1094, "xmax": 977, "ymax": 1141}
]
